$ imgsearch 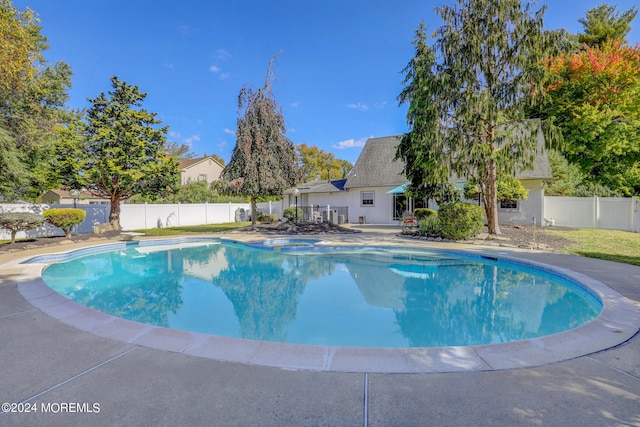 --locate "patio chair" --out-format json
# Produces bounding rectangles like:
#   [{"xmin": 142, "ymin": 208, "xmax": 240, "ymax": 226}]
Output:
[{"xmin": 401, "ymin": 211, "xmax": 417, "ymax": 230}]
